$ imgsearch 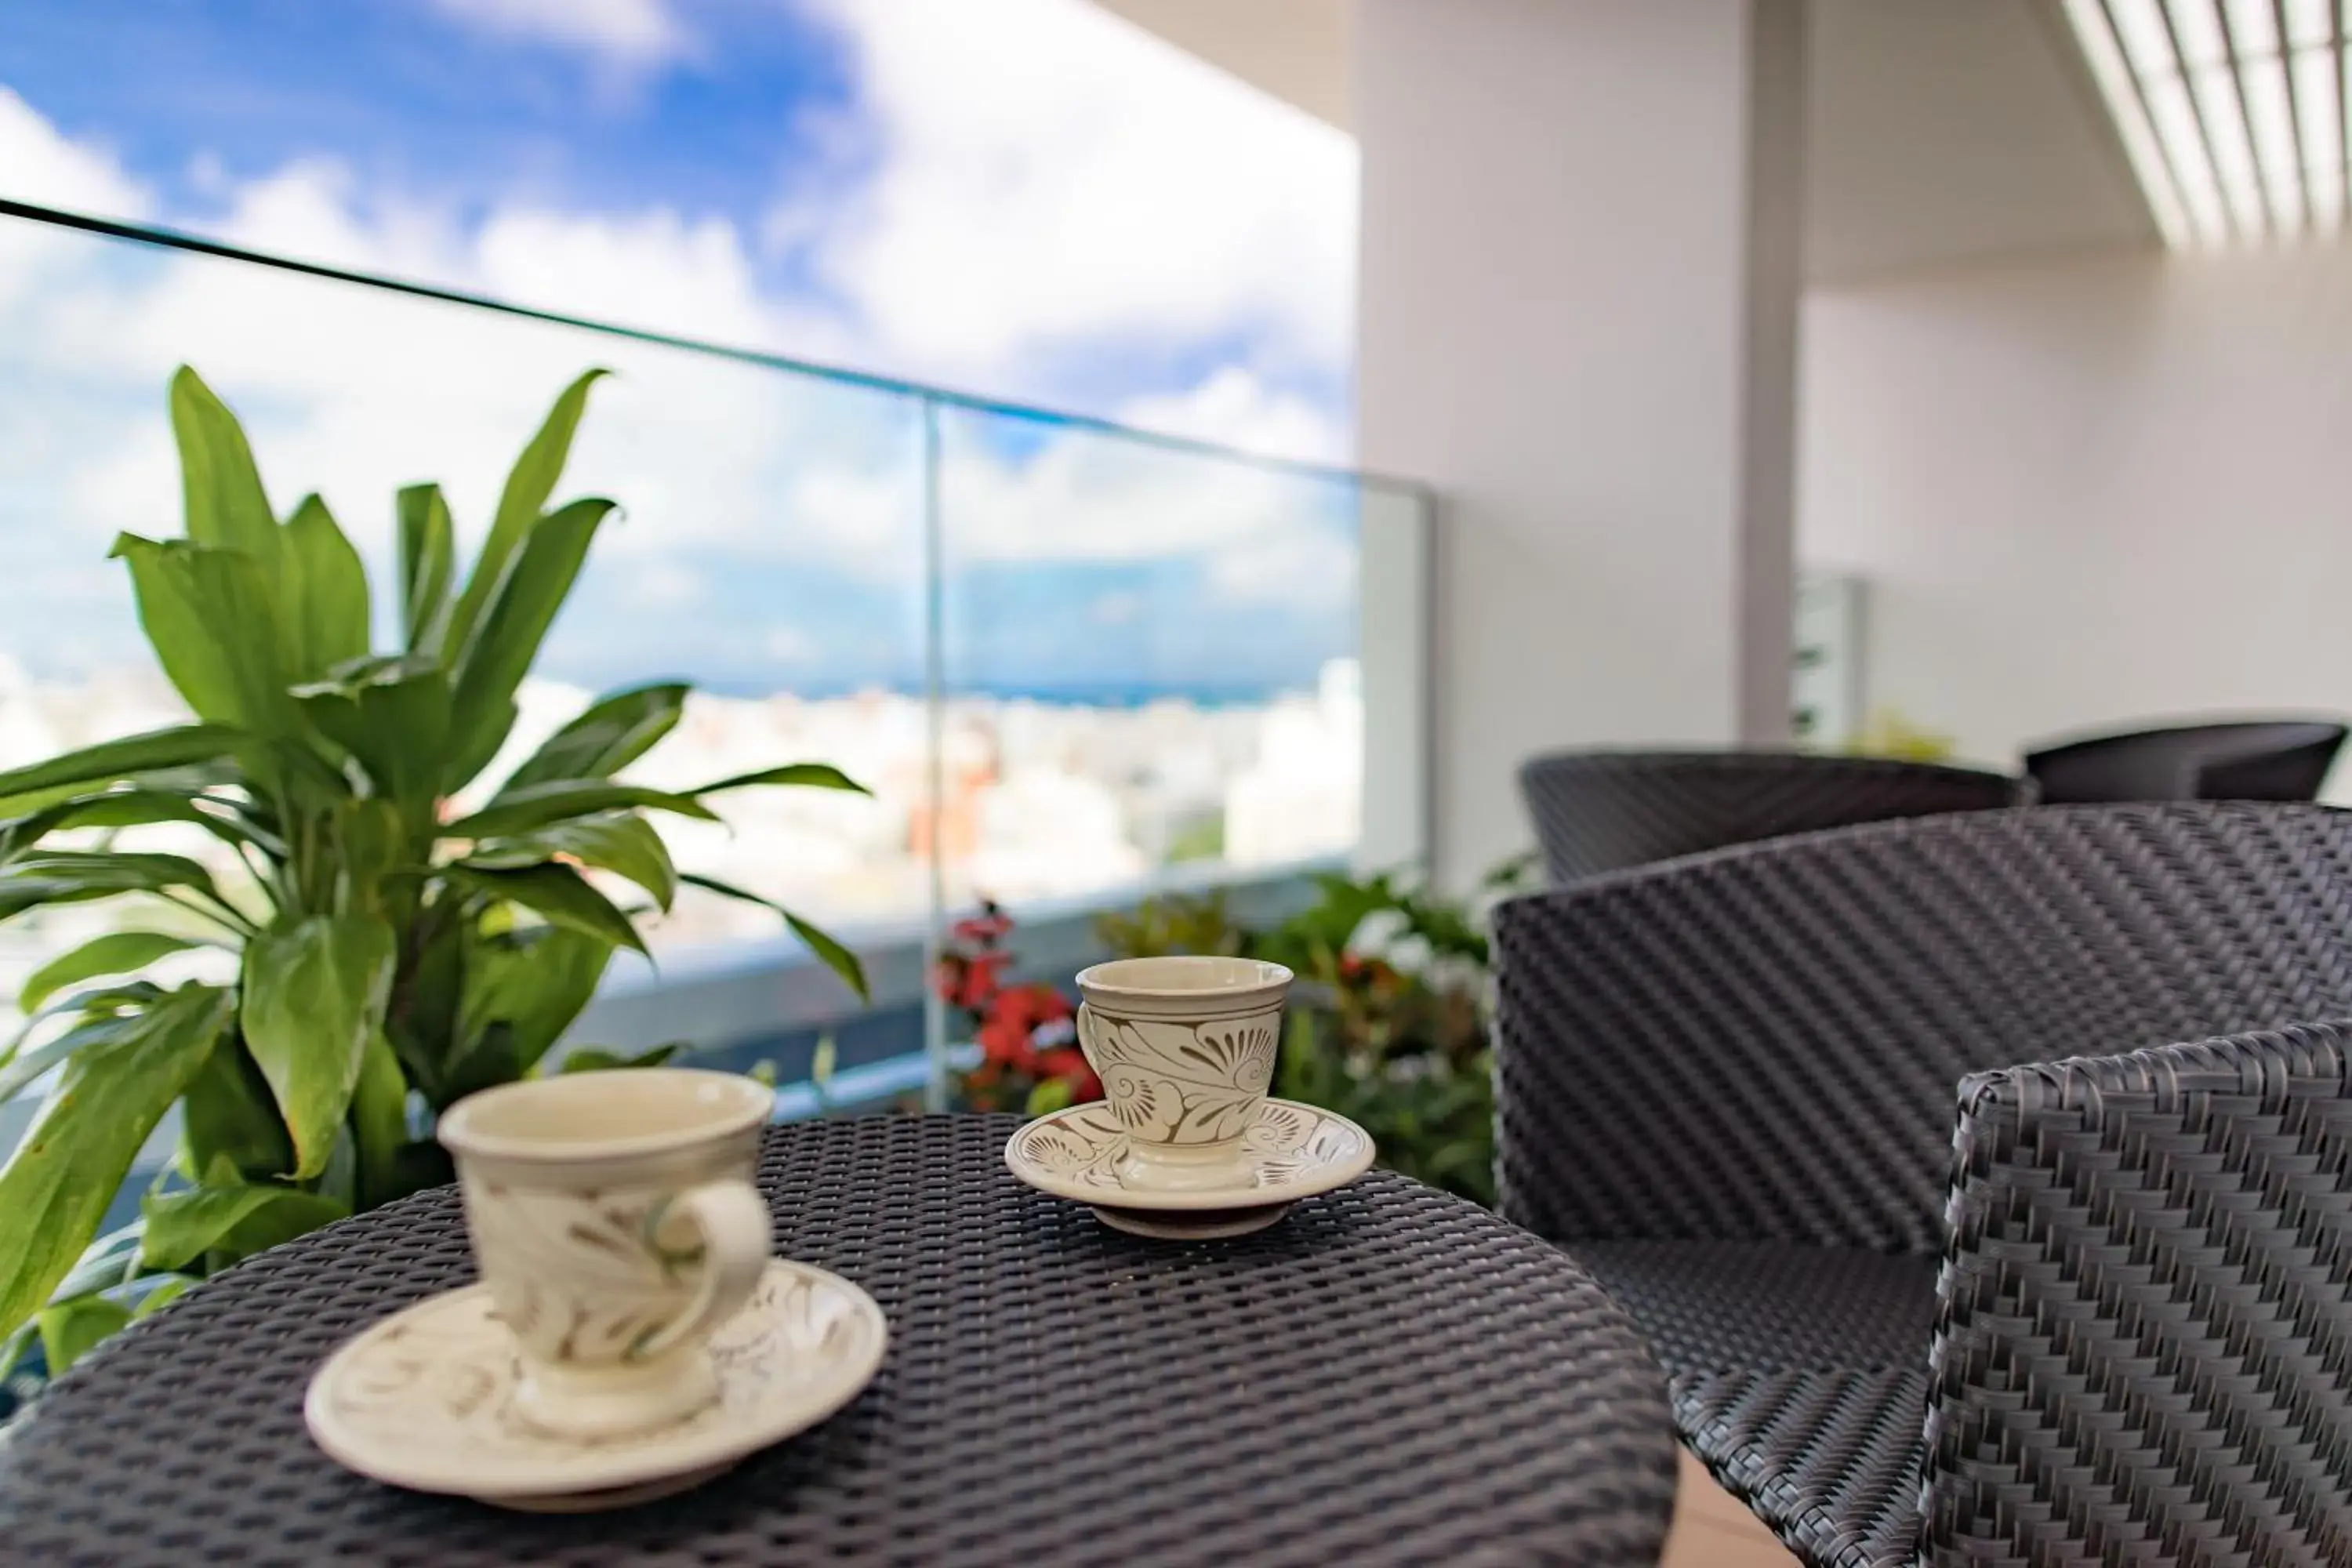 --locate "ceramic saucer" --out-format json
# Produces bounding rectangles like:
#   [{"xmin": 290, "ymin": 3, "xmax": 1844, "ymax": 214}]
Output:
[
  {"xmin": 305, "ymin": 1258, "xmax": 887, "ymax": 1511},
  {"xmin": 1004, "ymin": 1098, "xmax": 1376, "ymax": 1238}
]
